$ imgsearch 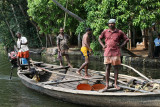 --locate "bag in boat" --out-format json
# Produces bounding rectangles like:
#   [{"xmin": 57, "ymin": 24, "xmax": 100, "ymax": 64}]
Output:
[
  {"xmin": 8, "ymin": 51, "xmax": 18, "ymax": 67},
  {"xmin": 21, "ymin": 58, "xmax": 28, "ymax": 65},
  {"xmin": 9, "ymin": 51, "xmax": 17, "ymax": 59}
]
